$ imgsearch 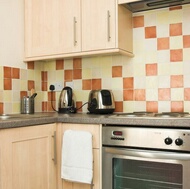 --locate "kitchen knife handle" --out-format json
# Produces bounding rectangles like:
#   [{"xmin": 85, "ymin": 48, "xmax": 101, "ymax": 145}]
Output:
[
  {"xmin": 52, "ymin": 131, "xmax": 57, "ymax": 164},
  {"xmin": 73, "ymin": 17, "xmax": 77, "ymax": 46},
  {"xmin": 107, "ymin": 10, "xmax": 111, "ymax": 42}
]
